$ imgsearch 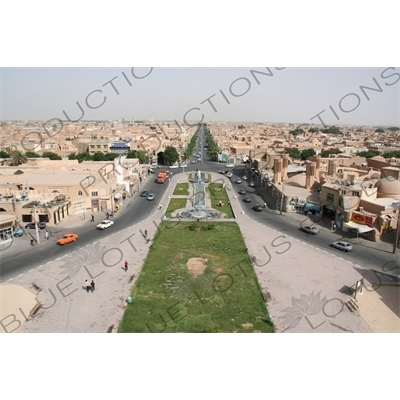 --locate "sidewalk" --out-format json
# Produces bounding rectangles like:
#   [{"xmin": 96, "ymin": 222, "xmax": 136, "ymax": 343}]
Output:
[{"xmin": 1, "ymin": 172, "xmax": 398, "ymax": 333}]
